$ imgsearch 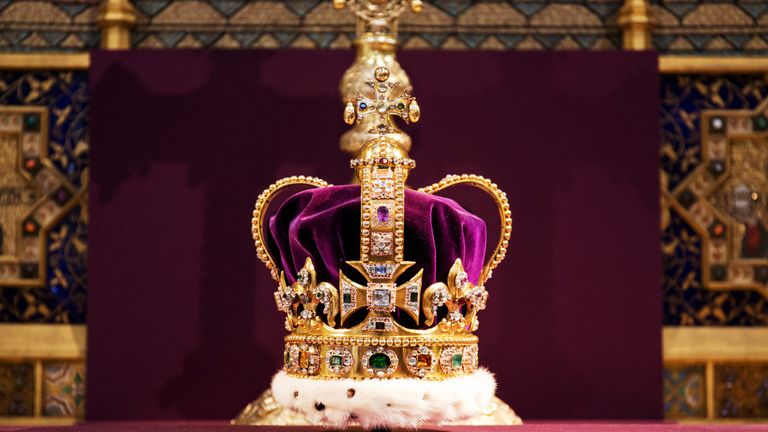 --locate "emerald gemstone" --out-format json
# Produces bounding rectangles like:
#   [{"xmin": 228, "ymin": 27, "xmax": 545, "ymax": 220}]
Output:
[
  {"xmin": 329, "ymin": 355, "xmax": 343, "ymax": 367},
  {"xmin": 343, "ymin": 293, "xmax": 352, "ymax": 303},
  {"xmin": 451, "ymin": 353, "xmax": 463, "ymax": 368},
  {"xmin": 397, "ymin": 103, "xmax": 405, "ymax": 110},
  {"xmin": 369, "ymin": 353, "xmax": 391, "ymax": 370},
  {"xmin": 409, "ymin": 291, "xmax": 418, "ymax": 302},
  {"xmin": 284, "ymin": 351, "xmax": 291, "ymax": 365},
  {"xmin": 755, "ymin": 115, "xmax": 768, "ymax": 131}
]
